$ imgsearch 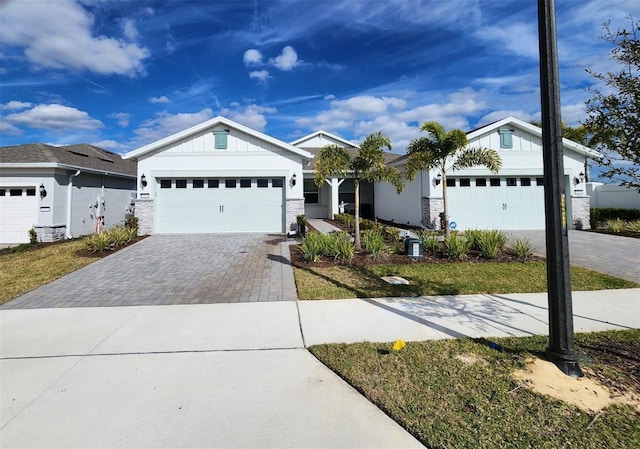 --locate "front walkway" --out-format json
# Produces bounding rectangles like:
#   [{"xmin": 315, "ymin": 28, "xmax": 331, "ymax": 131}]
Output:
[{"xmin": 2, "ymin": 234, "xmax": 297, "ymax": 309}]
